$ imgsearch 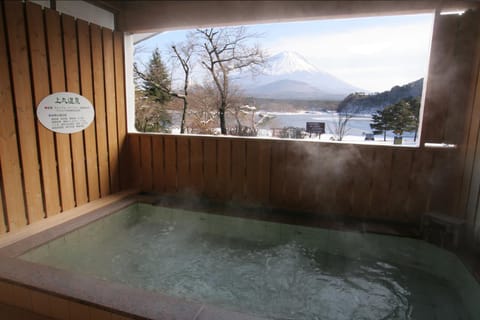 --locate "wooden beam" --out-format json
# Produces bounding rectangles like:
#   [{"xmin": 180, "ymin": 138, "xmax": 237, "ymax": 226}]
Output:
[{"xmin": 115, "ymin": 1, "xmax": 479, "ymax": 33}]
